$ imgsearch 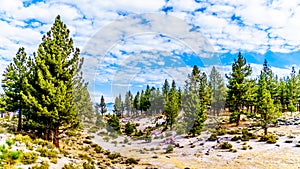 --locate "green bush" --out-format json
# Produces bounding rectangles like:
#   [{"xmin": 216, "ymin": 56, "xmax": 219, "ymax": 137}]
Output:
[
  {"xmin": 36, "ymin": 147, "xmax": 58, "ymax": 159},
  {"xmin": 125, "ymin": 158, "xmax": 139, "ymax": 165},
  {"xmin": 260, "ymin": 134, "xmax": 277, "ymax": 144},
  {"xmin": 229, "ymin": 111, "xmax": 239, "ymax": 123},
  {"xmin": 135, "ymin": 130, "xmax": 143, "ymax": 137},
  {"xmin": 83, "ymin": 162, "xmax": 96, "ymax": 169},
  {"xmin": 220, "ymin": 142, "xmax": 232, "ymax": 149},
  {"xmin": 208, "ymin": 133, "xmax": 217, "ymax": 141},
  {"xmin": 216, "ymin": 128, "xmax": 227, "ymax": 136},
  {"xmin": 176, "ymin": 125, "xmax": 185, "ymax": 135},
  {"xmin": 31, "ymin": 160, "xmax": 50, "ymax": 169},
  {"xmin": 125, "ymin": 122, "xmax": 135, "ymax": 135},
  {"xmin": 63, "ymin": 163, "xmax": 80, "ymax": 169},
  {"xmin": 21, "ymin": 152, "xmax": 38, "ymax": 164},
  {"xmin": 166, "ymin": 144, "xmax": 173, "ymax": 153},
  {"xmin": 6, "ymin": 139, "xmax": 14, "ymax": 147},
  {"xmin": 103, "ymin": 136, "xmax": 110, "ymax": 142},
  {"xmin": 165, "ymin": 132, "xmax": 172, "ymax": 137},
  {"xmin": 106, "ymin": 115, "xmax": 121, "ymax": 133},
  {"xmin": 231, "ymin": 136, "xmax": 241, "ymax": 141},
  {"xmin": 94, "ymin": 145, "xmax": 102, "ymax": 153},
  {"xmin": 107, "ymin": 153, "xmax": 121, "ymax": 160},
  {"xmin": 124, "ymin": 137, "xmax": 129, "ymax": 144},
  {"xmin": 109, "ymin": 132, "xmax": 119, "ymax": 139}
]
